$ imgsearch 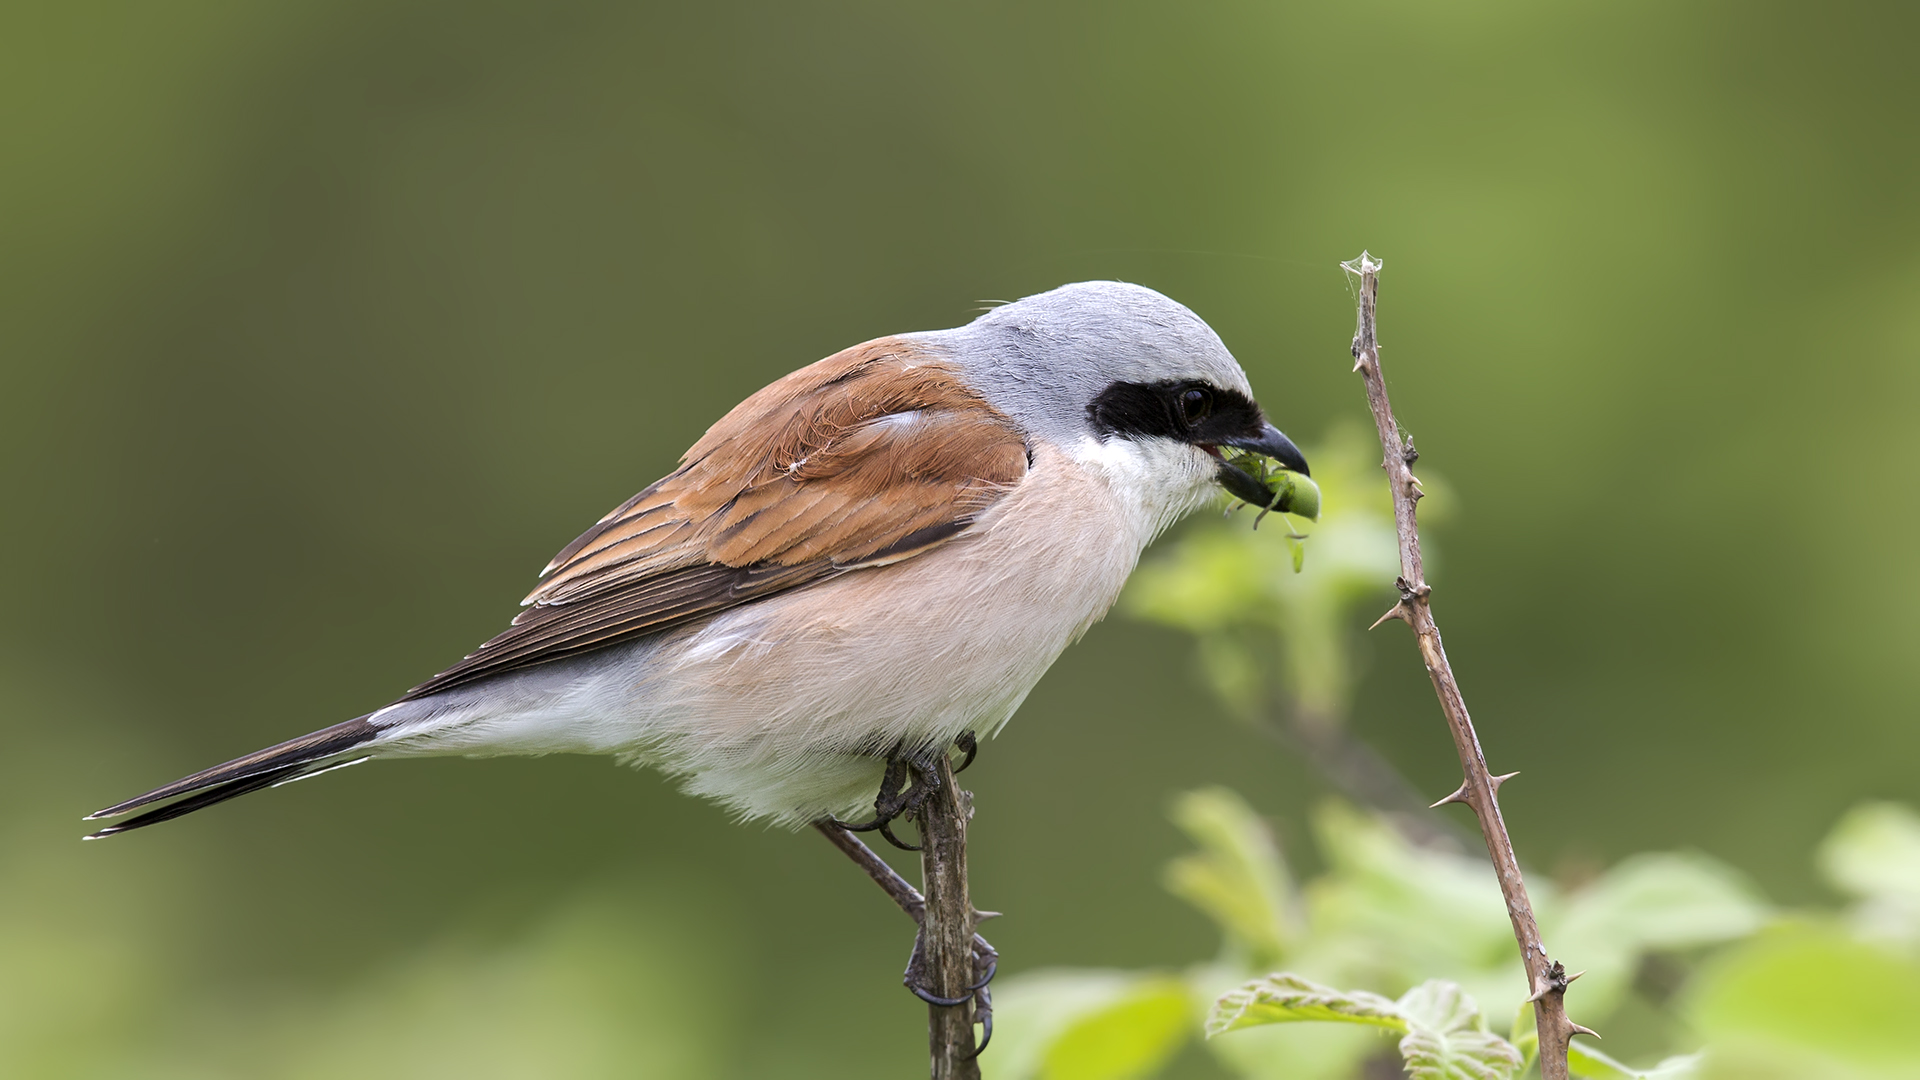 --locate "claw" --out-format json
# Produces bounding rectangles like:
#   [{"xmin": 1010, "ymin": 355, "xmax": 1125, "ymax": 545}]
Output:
[
  {"xmin": 964, "ymin": 987, "xmax": 993, "ymax": 1058},
  {"xmin": 907, "ymin": 983, "xmax": 975, "ymax": 1007},
  {"xmin": 828, "ymin": 813, "xmax": 923, "ymax": 851},
  {"xmin": 967, "ymin": 957, "xmax": 997, "ymax": 992},
  {"xmin": 954, "ymin": 730, "xmax": 978, "ymax": 774},
  {"xmin": 830, "ymin": 751, "xmax": 926, "ymax": 846},
  {"xmin": 901, "ymin": 922, "xmax": 1000, "ymax": 1013},
  {"xmin": 878, "ymin": 820, "xmax": 921, "ymax": 852},
  {"xmin": 903, "ymin": 928, "xmax": 975, "ymax": 1006},
  {"xmin": 828, "ymin": 814, "xmax": 923, "ymax": 852}
]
